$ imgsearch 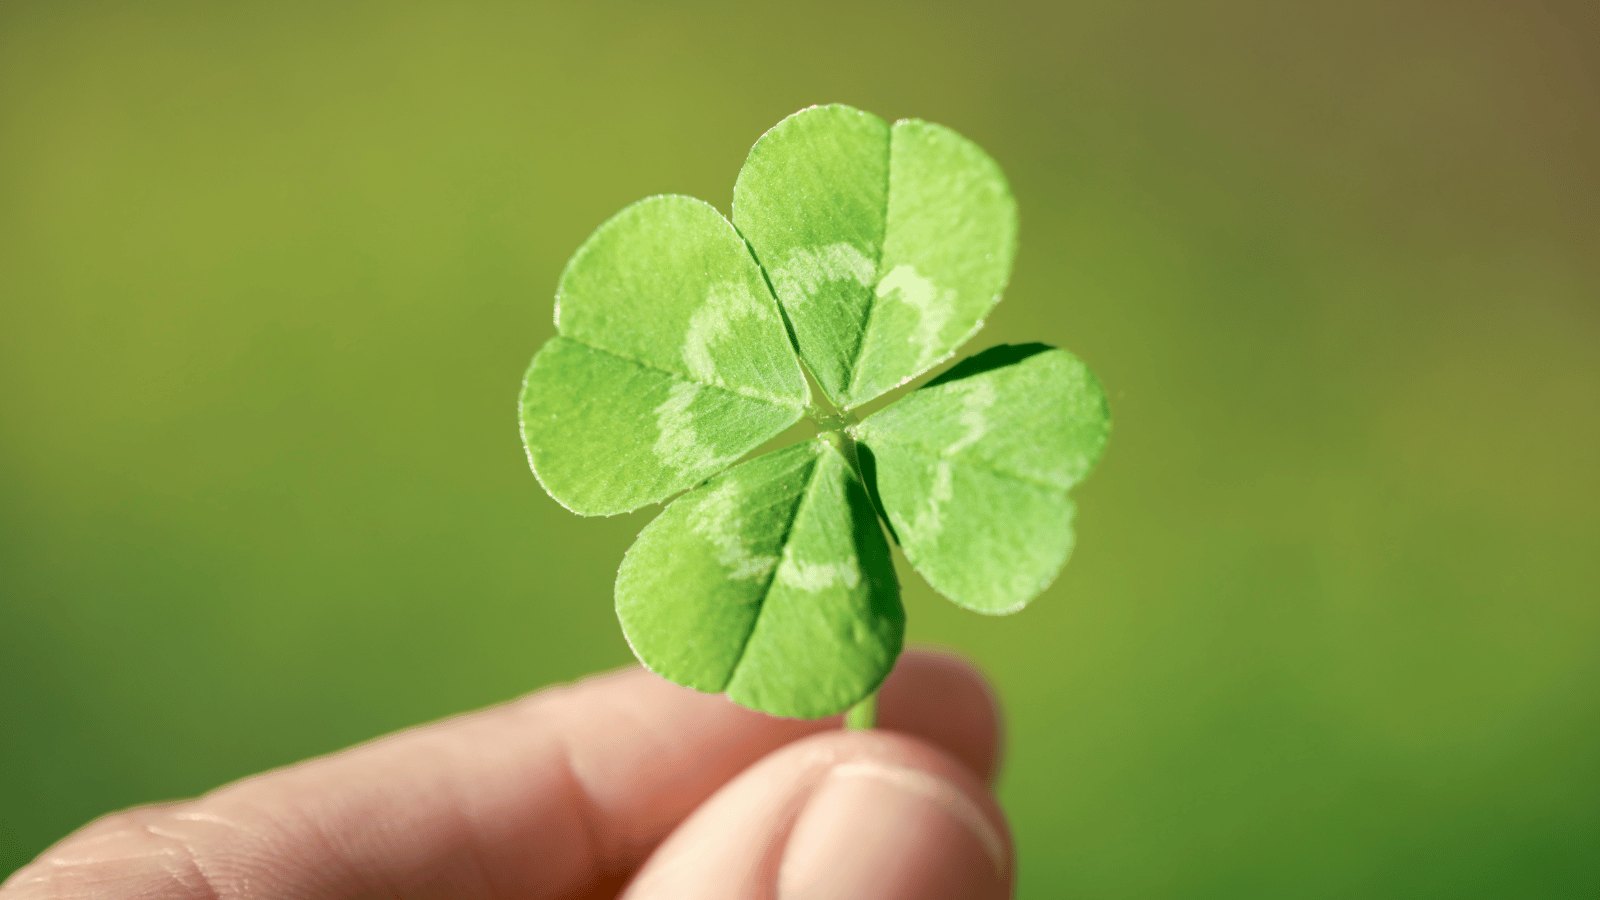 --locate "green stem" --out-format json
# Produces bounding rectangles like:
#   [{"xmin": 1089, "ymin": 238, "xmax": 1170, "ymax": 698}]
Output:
[{"xmin": 844, "ymin": 691, "xmax": 878, "ymax": 730}]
